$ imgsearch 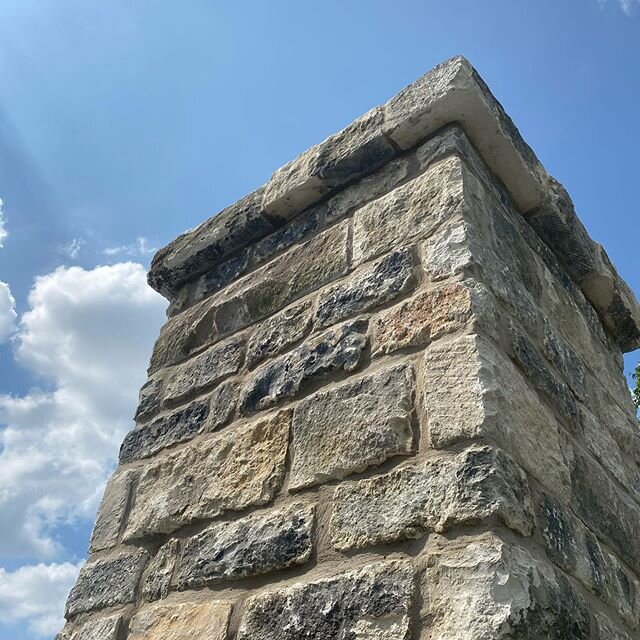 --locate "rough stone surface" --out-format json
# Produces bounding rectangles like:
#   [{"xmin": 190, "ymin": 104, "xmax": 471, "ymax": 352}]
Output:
[
  {"xmin": 596, "ymin": 614, "xmax": 633, "ymax": 640},
  {"xmin": 372, "ymin": 281, "xmax": 473, "ymax": 355},
  {"xmin": 240, "ymin": 319, "xmax": 368, "ymax": 414},
  {"xmin": 124, "ymin": 411, "xmax": 290, "ymax": 539},
  {"xmin": 163, "ymin": 333, "xmax": 244, "ymax": 403},
  {"xmin": 178, "ymin": 503, "xmax": 315, "ymax": 587},
  {"xmin": 352, "ymin": 155, "xmax": 467, "ymax": 265},
  {"xmin": 89, "ymin": 469, "xmax": 136, "ymax": 552},
  {"xmin": 542, "ymin": 321, "xmax": 587, "ymax": 401},
  {"xmin": 290, "ymin": 362, "xmax": 415, "ymax": 490},
  {"xmin": 315, "ymin": 248, "xmax": 416, "ymax": 328},
  {"xmin": 119, "ymin": 398, "xmax": 210, "ymax": 463},
  {"xmin": 246, "ymin": 299, "xmax": 313, "ymax": 368},
  {"xmin": 129, "ymin": 601, "xmax": 232, "ymax": 640},
  {"xmin": 331, "ymin": 445, "xmax": 533, "ymax": 550},
  {"xmin": 237, "ymin": 561, "xmax": 415, "ymax": 640},
  {"xmin": 142, "ymin": 539, "xmax": 180, "ymax": 602},
  {"xmin": 135, "ymin": 375, "xmax": 164, "ymax": 421},
  {"xmin": 207, "ymin": 378, "xmax": 240, "ymax": 430},
  {"xmin": 63, "ymin": 614, "xmax": 122, "ymax": 640},
  {"xmin": 65, "ymin": 549, "xmax": 148, "ymax": 617}
]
